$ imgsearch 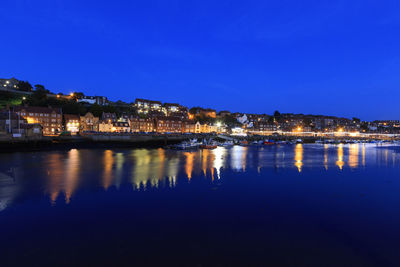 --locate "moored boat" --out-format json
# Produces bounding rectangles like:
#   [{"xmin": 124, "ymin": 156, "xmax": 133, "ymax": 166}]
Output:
[
  {"xmin": 264, "ymin": 139, "xmax": 275, "ymax": 145},
  {"xmin": 219, "ymin": 140, "xmax": 234, "ymax": 147},
  {"xmin": 200, "ymin": 144, "xmax": 218, "ymax": 149},
  {"xmin": 239, "ymin": 140, "xmax": 249, "ymax": 146},
  {"xmin": 200, "ymin": 139, "xmax": 217, "ymax": 149},
  {"xmin": 170, "ymin": 139, "xmax": 201, "ymax": 150}
]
